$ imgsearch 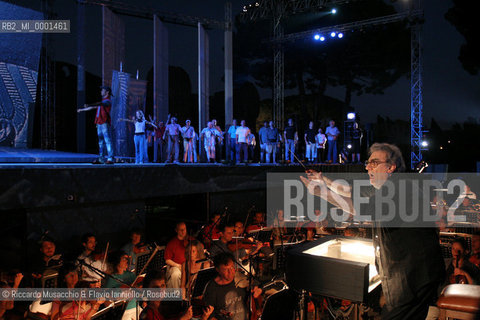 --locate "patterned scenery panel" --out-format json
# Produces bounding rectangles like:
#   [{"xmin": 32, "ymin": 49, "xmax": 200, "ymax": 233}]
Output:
[
  {"xmin": 0, "ymin": 1, "xmax": 42, "ymax": 148},
  {"xmin": 111, "ymin": 70, "xmax": 132, "ymax": 157}
]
